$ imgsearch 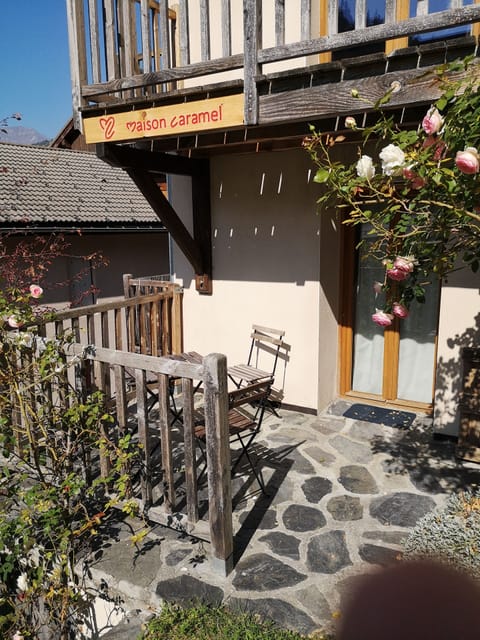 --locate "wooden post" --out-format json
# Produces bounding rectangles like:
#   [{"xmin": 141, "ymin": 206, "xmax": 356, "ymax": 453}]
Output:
[
  {"xmin": 172, "ymin": 287, "xmax": 184, "ymax": 354},
  {"xmin": 244, "ymin": 0, "xmax": 261, "ymax": 125},
  {"xmin": 203, "ymin": 353, "xmax": 233, "ymax": 576}
]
